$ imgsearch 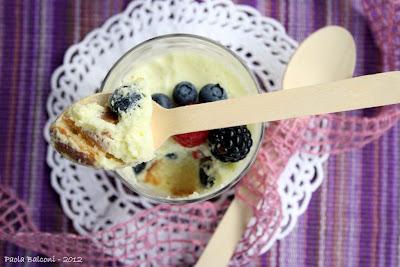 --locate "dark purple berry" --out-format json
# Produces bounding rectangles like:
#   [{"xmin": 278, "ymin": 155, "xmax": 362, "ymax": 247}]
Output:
[
  {"xmin": 199, "ymin": 84, "xmax": 227, "ymax": 103},
  {"xmin": 199, "ymin": 158, "xmax": 215, "ymax": 188},
  {"xmin": 133, "ymin": 162, "xmax": 147, "ymax": 174},
  {"xmin": 165, "ymin": 153, "xmax": 178, "ymax": 160},
  {"xmin": 208, "ymin": 126, "xmax": 253, "ymax": 162},
  {"xmin": 109, "ymin": 85, "xmax": 142, "ymax": 115},
  {"xmin": 173, "ymin": 81, "xmax": 197, "ymax": 106},
  {"xmin": 152, "ymin": 93, "xmax": 174, "ymax": 109}
]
